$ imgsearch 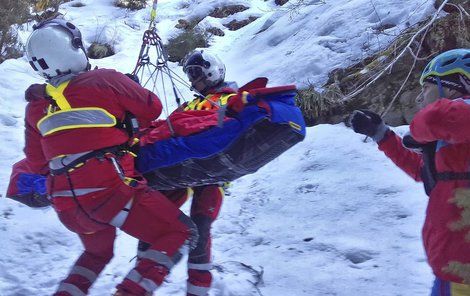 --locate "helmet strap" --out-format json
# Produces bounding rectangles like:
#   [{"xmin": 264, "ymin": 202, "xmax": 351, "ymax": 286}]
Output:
[{"xmin": 436, "ymin": 76, "xmax": 446, "ymax": 98}]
